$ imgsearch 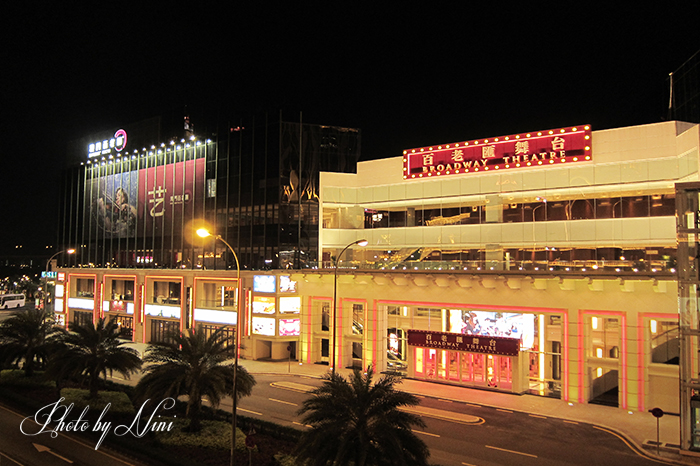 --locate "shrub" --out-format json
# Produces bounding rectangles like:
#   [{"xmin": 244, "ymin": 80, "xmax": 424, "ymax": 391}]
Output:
[
  {"xmin": 0, "ymin": 369, "xmax": 54, "ymax": 388},
  {"xmin": 60, "ymin": 388, "xmax": 135, "ymax": 415},
  {"xmin": 155, "ymin": 417, "xmax": 249, "ymax": 451}
]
